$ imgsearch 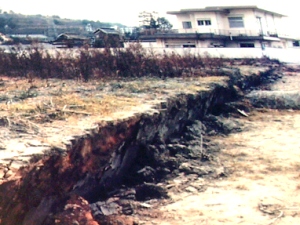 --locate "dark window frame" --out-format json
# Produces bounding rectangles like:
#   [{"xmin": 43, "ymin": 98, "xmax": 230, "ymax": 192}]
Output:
[
  {"xmin": 228, "ymin": 17, "xmax": 244, "ymax": 28},
  {"xmin": 182, "ymin": 21, "xmax": 192, "ymax": 29},
  {"xmin": 183, "ymin": 44, "xmax": 196, "ymax": 48},
  {"xmin": 197, "ymin": 19, "xmax": 211, "ymax": 26},
  {"xmin": 240, "ymin": 42, "xmax": 255, "ymax": 48}
]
